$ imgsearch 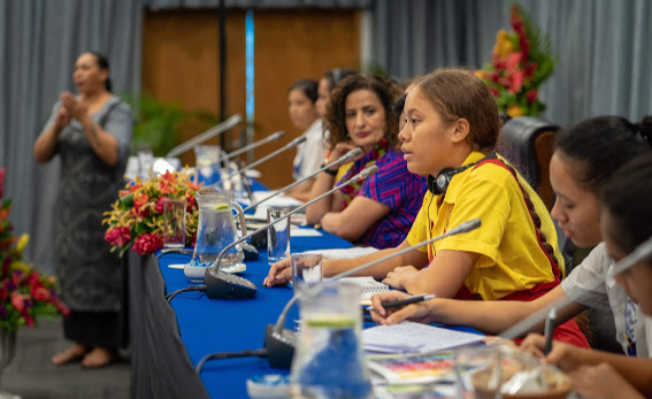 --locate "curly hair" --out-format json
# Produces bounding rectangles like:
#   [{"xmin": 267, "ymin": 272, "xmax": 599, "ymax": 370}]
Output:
[{"xmin": 326, "ymin": 74, "xmax": 402, "ymax": 150}]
